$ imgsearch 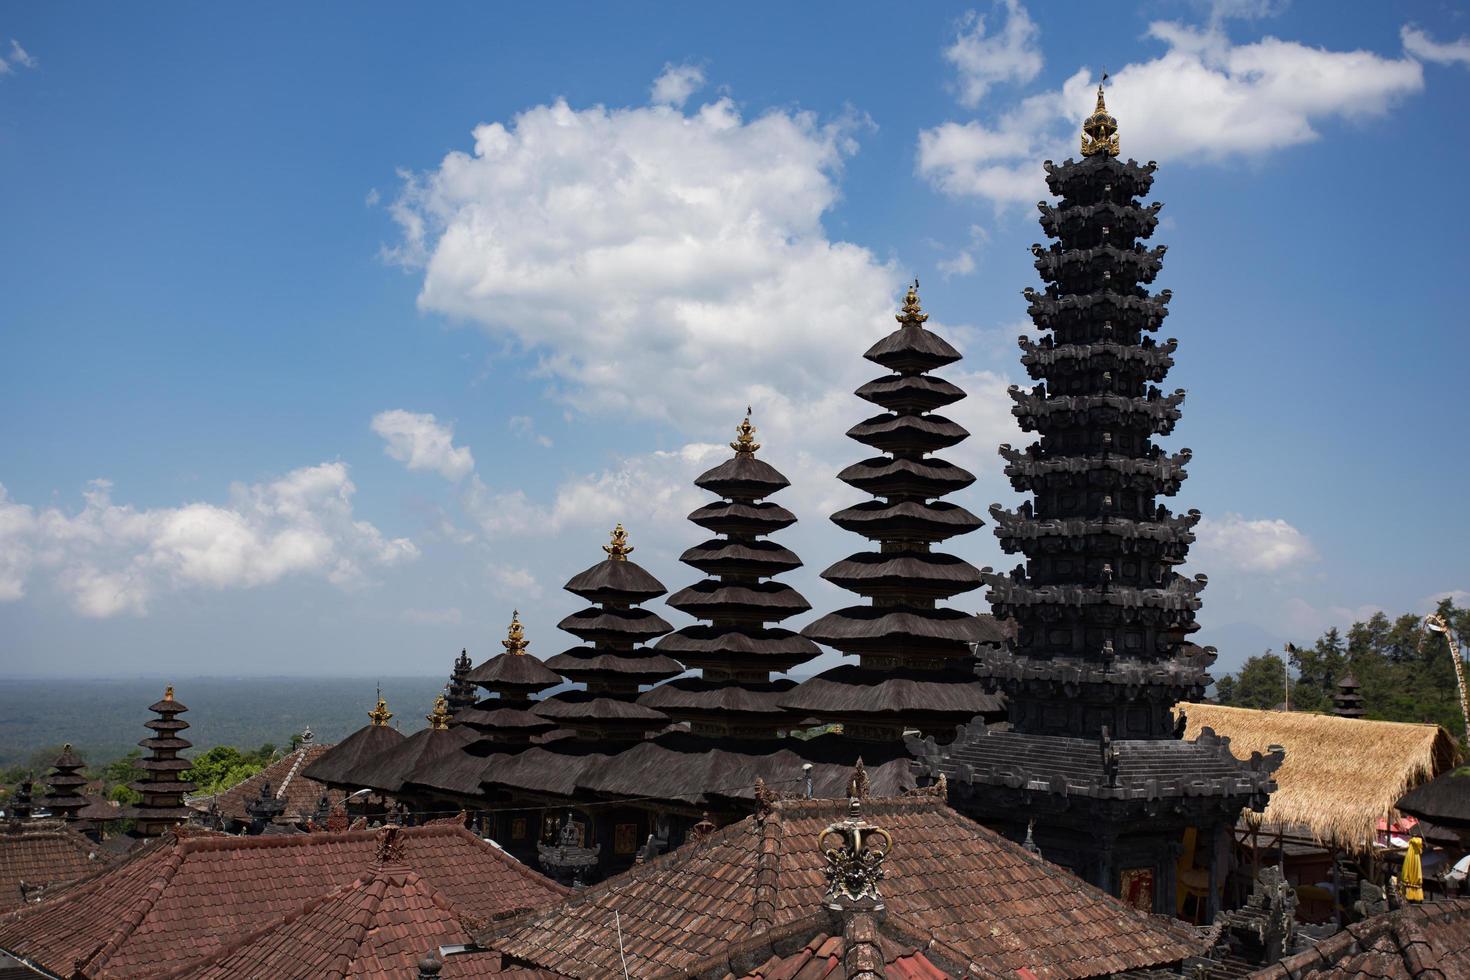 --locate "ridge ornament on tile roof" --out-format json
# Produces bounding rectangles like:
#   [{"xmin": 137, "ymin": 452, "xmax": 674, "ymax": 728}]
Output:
[{"xmin": 819, "ymin": 797, "xmax": 892, "ymax": 911}]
